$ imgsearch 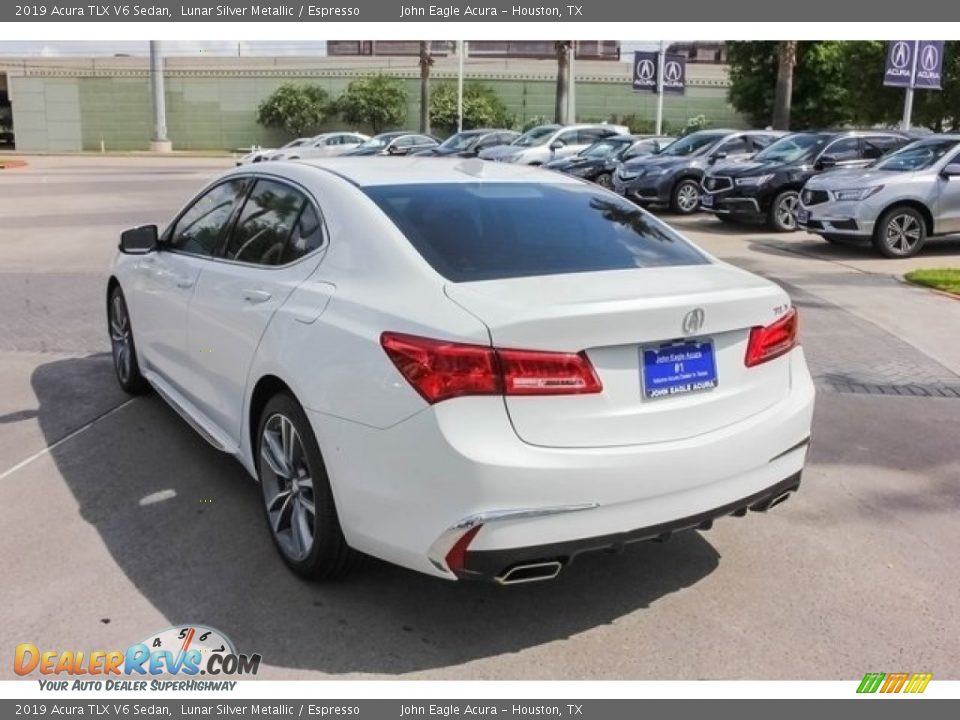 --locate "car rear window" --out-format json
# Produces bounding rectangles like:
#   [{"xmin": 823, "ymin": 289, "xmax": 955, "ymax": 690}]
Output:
[{"xmin": 363, "ymin": 182, "xmax": 708, "ymax": 282}]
